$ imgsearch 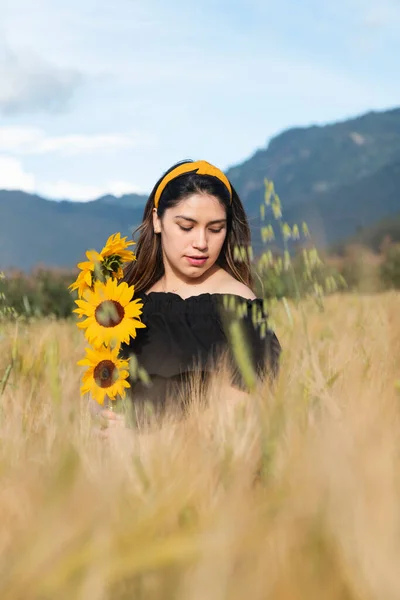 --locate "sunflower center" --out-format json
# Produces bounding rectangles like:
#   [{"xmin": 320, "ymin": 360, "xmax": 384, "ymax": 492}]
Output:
[
  {"xmin": 94, "ymin": 360, "xmax": 118, "ymax": 388},
  {"xmin": 95, "ymin": 300, "xmax": 125, "ymax": 327}
]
